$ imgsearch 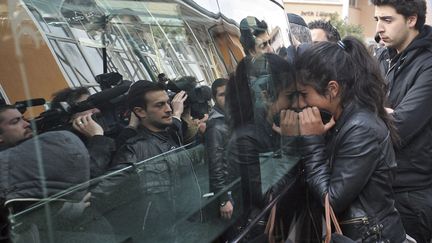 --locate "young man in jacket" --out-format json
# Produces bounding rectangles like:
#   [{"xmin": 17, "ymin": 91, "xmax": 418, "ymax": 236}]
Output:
[
  {"xmin": 94, "ymin": 80, "xmax": 200, "ymax": 242},
  {"xmin": 112, "ymin": 80, "xmax": 187, "ymax": 166},
  {"xmin": 204, "ymin": 78, "xmax": 232, "ymax": 220},
  {"xmin": 373, "ymin": 1, "xmax": 432, "ymax": 242}
]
